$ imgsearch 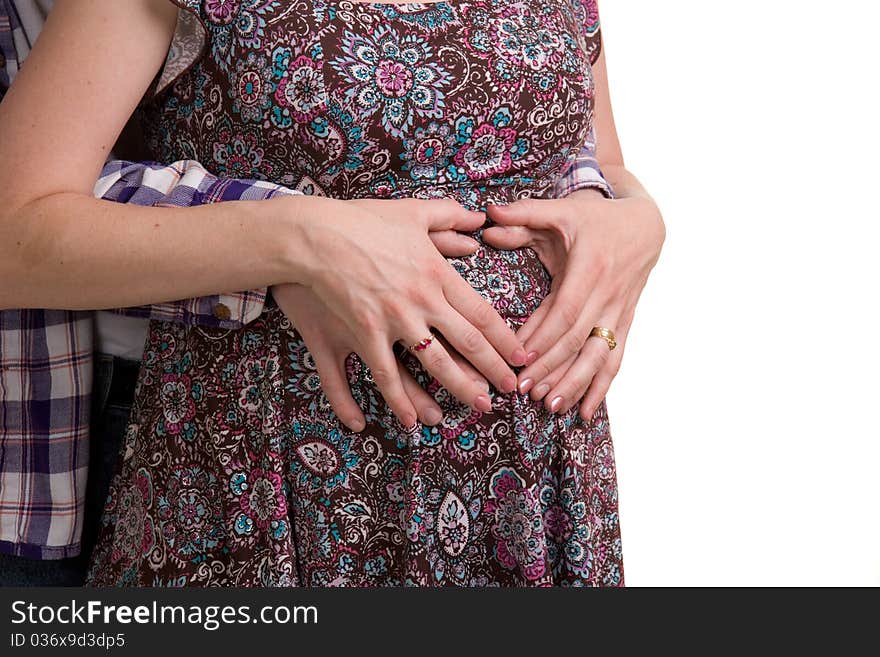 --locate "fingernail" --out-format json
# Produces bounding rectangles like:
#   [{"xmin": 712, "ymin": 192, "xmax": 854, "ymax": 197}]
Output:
[
  {"xmin": 550, "ymin": 396, "xmax": 564, "ymax": 413},
  {"xmin": 532, "ymin": 383, "xmax": 550, "ymax": 399},
  {"xmin": 502, "ymin": 374, "xmax": 517, "ymax": 393},
  {"xmin": 526, "ymin": 351, "xmax": 539, "ymax": 365},
  {"xmin": 424, "ymin": 407, "xmax": 442, "ymax": 426},
  {"xmin": 512, "ymin": 348, "xmax": 528, "ymax": 366},
  {"xmin": 518, "ymin": 378, "xmax": 534, "ymax": 394},
  {"xmin": 475, "ymin": 394, "xmax": 492, "ymax": 412},
  {"xmin": 474, "ymin": 378, "xmax": 490, "ymax": 391},
  {"xmin": 349, "ymin": 417, "xmax": 365, "ymax": 432}
]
